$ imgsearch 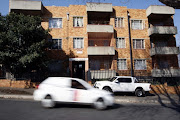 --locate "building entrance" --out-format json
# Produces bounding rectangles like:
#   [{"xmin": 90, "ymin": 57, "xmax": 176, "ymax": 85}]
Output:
[{"xmin": 72, "ymin": 61, "xmax": 85, "ymax": 80}]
